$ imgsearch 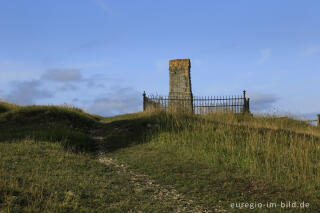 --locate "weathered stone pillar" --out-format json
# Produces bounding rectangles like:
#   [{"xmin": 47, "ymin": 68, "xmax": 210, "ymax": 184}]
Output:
[{"xmin": 168, "ymin": 59, "xmax": 193, "ymax": 112}]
